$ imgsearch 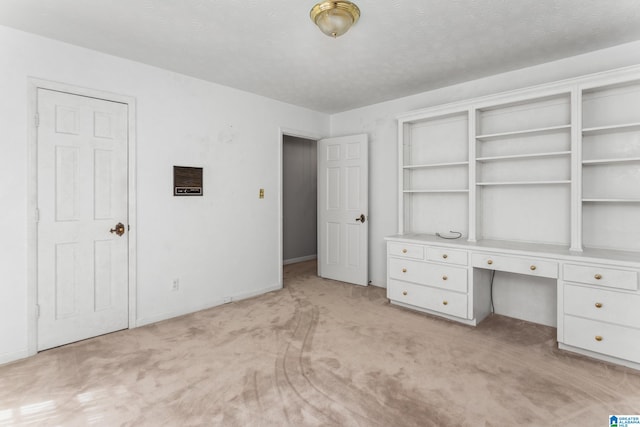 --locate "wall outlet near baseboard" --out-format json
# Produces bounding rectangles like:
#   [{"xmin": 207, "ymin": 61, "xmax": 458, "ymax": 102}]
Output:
[
  {"xmin": 171, "ymin": 278, "xmax": 180, "ymax": 291},
  {"xmin": 222, "ymin": 296, "xmax": 232, "ymax": 303}
]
